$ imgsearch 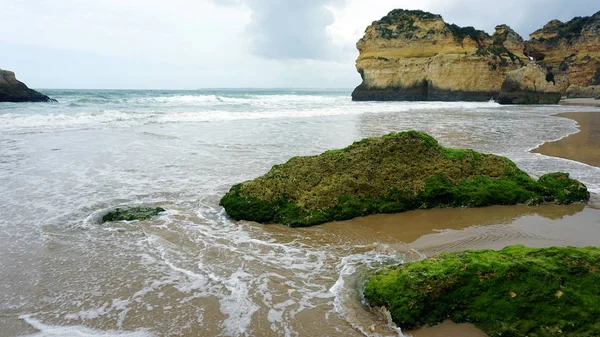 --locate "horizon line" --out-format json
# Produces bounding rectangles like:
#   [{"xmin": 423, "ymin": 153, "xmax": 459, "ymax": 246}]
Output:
[{"xmin": 34, "ymin": 87, "xmax": 356, "ymax": 91}]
